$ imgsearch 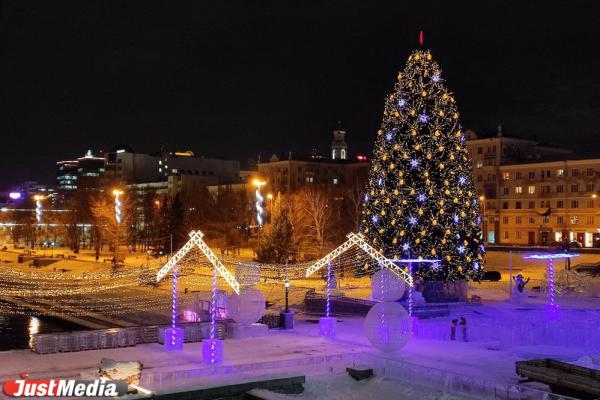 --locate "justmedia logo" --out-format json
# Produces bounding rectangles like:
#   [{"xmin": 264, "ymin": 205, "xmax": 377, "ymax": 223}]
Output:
[{"xmin": 3, "ymin": 373, "xmax": 128, "ymax": 397}]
